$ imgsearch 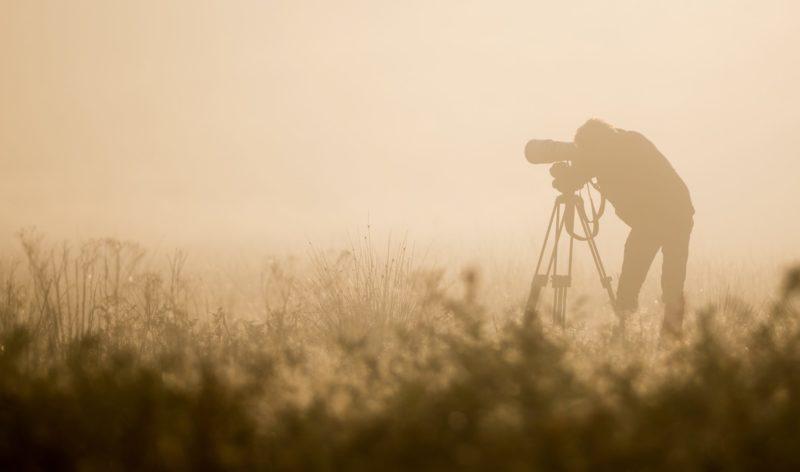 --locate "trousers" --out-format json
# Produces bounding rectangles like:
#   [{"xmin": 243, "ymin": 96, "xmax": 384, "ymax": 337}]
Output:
[{"xmin": 616, "ymin": 217, "xmax": 693, "ymax": 334}]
